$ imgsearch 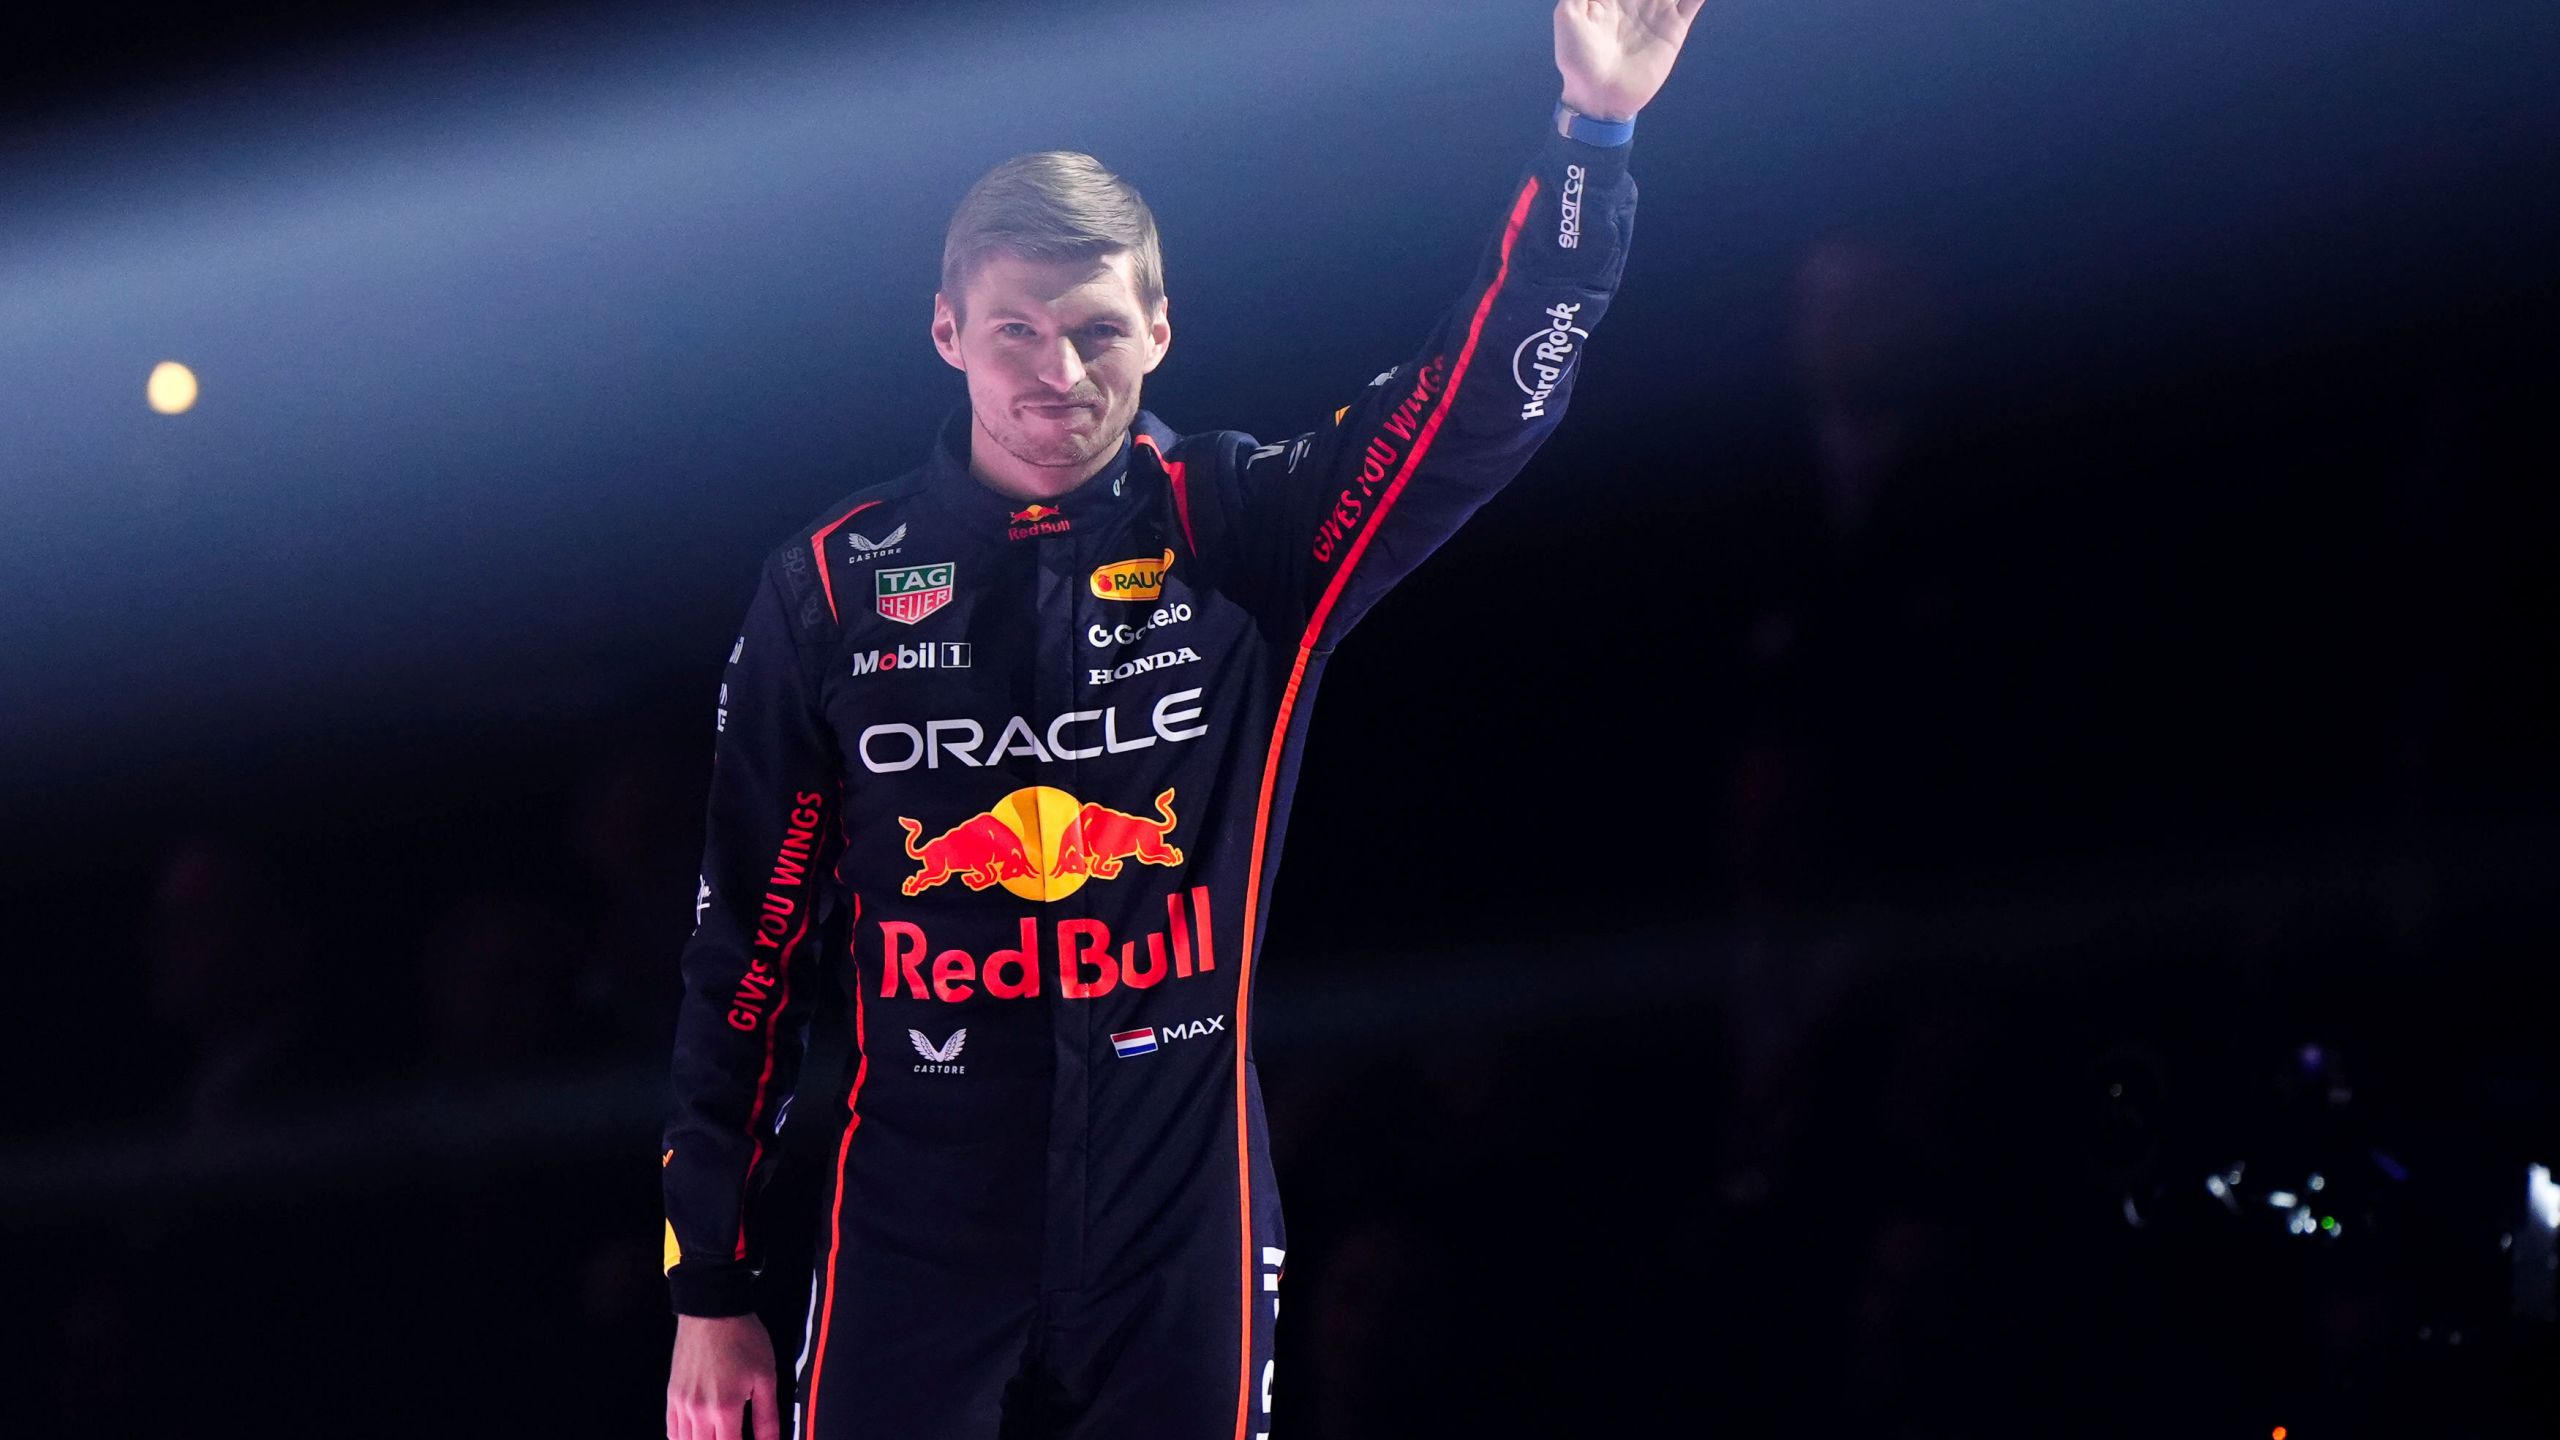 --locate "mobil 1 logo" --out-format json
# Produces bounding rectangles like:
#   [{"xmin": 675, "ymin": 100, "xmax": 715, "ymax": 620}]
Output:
[{"xmin": 852, "ymin": 642, "xmax": 971, "ymax": 678}]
